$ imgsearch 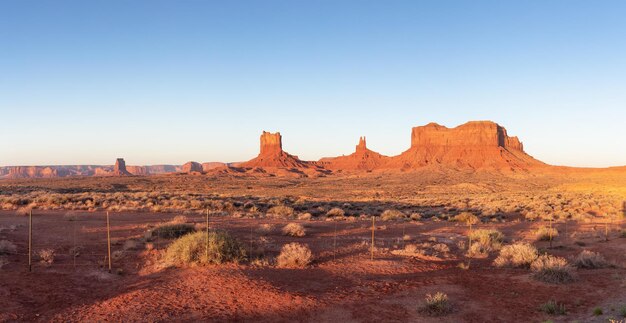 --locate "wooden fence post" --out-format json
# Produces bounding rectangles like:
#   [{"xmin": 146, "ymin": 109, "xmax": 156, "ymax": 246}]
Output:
[
  {"xmin": 28, "ymin": 209, "xmax": 32, "ymax": 272},
  {"xmin": 106, "ymin": 211, "xmax": 112, "ymax": 273}
]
